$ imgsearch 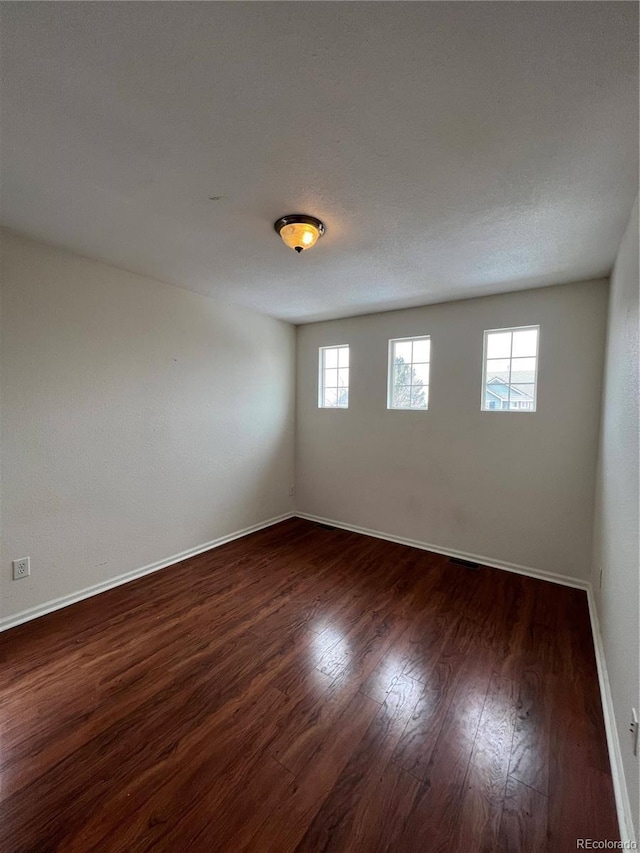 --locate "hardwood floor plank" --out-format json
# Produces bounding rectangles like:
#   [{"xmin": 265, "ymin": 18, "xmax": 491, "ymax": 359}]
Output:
[
  {"xmin": 194, "ymin": 755, "xmax": 298, "ymax": 853},
  {"xmin": 271, "ymin": 672, "xmax": 380, "ymax": 776},
  {"xmin": 313, "ymin": 609, "xmax": 395, "ymax": 679},
  {"xmin": 1, "ymin": 626, "xmax": 314, "ymax": 849},
  {"xmin": 58, "ymin": 686, "xmax": 288, "ymax": 853},
  {"xmin": 0, "ymin": 519, "xmax": 619, "ymax": 851},
  {"xmin": 390, "ymin": 619, "xmax": 491, "ymax": 782},
  {"xmin": 393, "ymin": 643, "xmax": 496, "ymax": 851},
  {"xmin": 359, "ymin": 625, "xmax": 418, "ymax": 702},
  {"xmin": 547, "ymin": 673, "xmax": 619, "ymax": 850},
  {"xmin": 508, "ymin": 667, "xmax": 551, "ymax": 795},
  {"xmin": 246, "ymin": 689, "xmax": 380, "ymax": 853},
  {"xmin": 498, "ymin": 776, "xmax": 549, "ymax": 853},
  {"xmin": 296, "ymin": 760, "xmax": 424, "ymax": 853},
  {"xmin": 295, "ymin": 673, "xmax": 424, "ymax": 852},
  {"xmin": 454, "ymin": 674, "xmax": 519, "ymax": 853}
]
